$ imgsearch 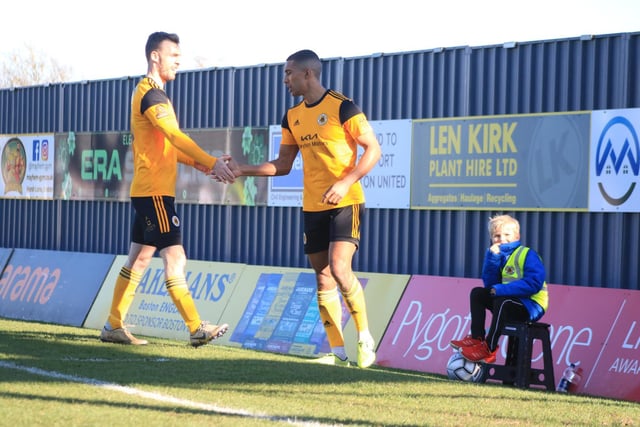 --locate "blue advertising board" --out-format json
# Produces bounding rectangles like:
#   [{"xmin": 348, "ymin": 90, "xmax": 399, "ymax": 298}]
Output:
[{"xmin": 0, "ymin": 249, "xmax": 115, "ymax": 326}]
